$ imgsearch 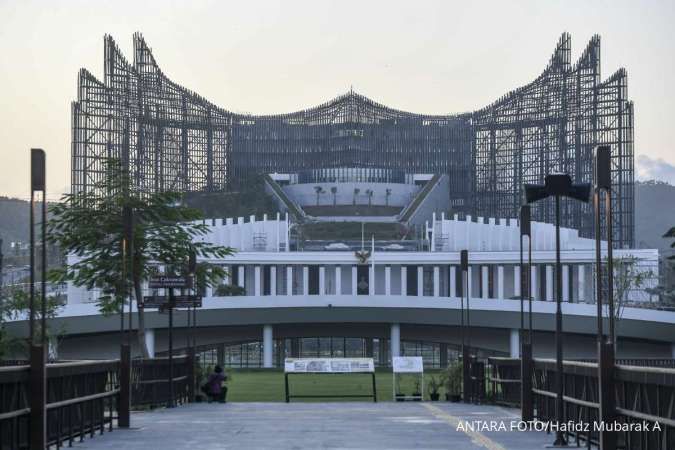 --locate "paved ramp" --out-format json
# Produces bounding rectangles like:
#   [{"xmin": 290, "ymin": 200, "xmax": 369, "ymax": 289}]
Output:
[{"xmin": 75, "ymin": 402, "xmax": 553, "ymax": 450}]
